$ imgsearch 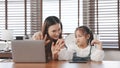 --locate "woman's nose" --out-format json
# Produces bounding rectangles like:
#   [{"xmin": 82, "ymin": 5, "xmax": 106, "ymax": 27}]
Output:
[
  {"xmin": 55, "ymin": 31, "xmax": 60, "ymax": 36},
  {"xmin": 56, "ymin": 32, "xmax": 59, "ymax": 35}
]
